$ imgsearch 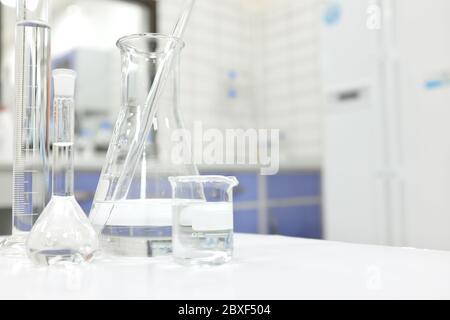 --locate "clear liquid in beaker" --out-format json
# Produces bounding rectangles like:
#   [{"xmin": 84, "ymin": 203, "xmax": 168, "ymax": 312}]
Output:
[
  {"xmin": 90, "ymin": 199, "xmax": 174, "ymax": 257},
  {"xmin": 173, "ymin": 201, "xmax": 233, "ymax": 265}
]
